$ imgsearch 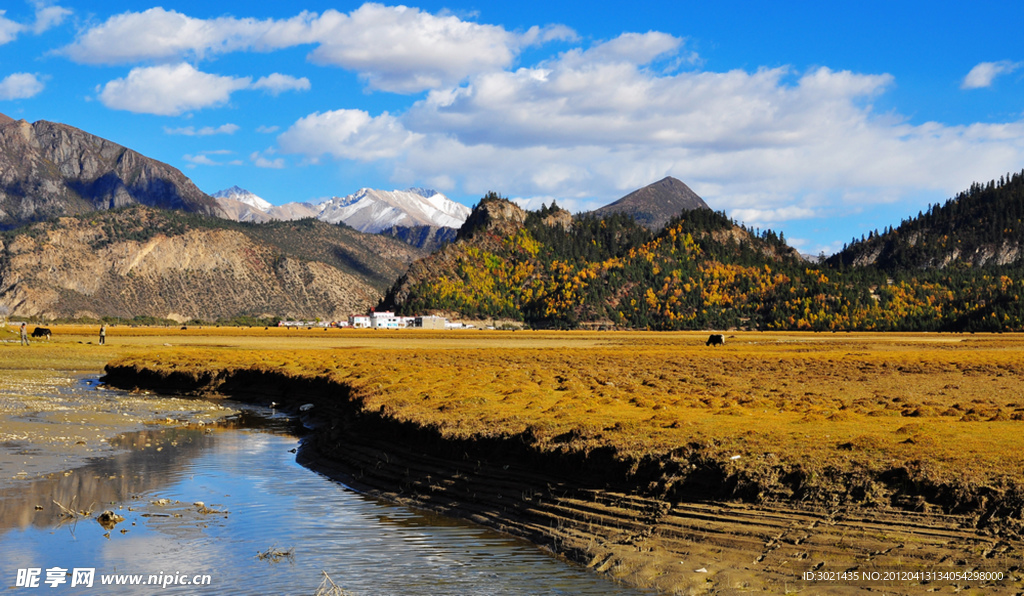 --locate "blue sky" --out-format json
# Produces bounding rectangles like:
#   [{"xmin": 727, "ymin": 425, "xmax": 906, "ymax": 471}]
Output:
[{"xmin": 1, "ymin": 1, "xmax": 1022, "ymax": 254}]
